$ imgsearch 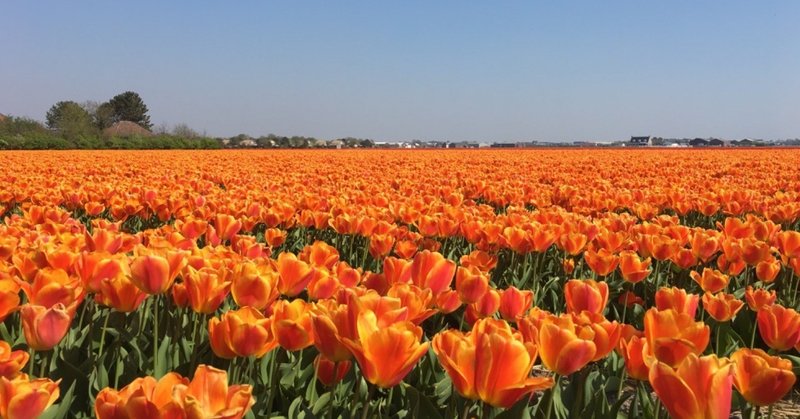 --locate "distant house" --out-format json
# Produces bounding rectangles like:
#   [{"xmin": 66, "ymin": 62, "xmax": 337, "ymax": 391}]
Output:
[
  {"xmin": 629, "ymin": 136, "xmax": 652, "ymax": 146},
  {"xmin": 450, "ymin": 142, "xmax": 479, "ymax": 148},
  {"xmin": 102, "ymin": 121, "xmax": 152, "ymax": 138},
  {"xmin": 689, "ymin": 138, "xmax": 709, "ymax": 147},
  {"xmin": 491, "ymin": 143, "xmax": 517, "ymax": 148},
  {"xmin": 708, "ymin": 138, "xmax": 726, "ymax": 147}
]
